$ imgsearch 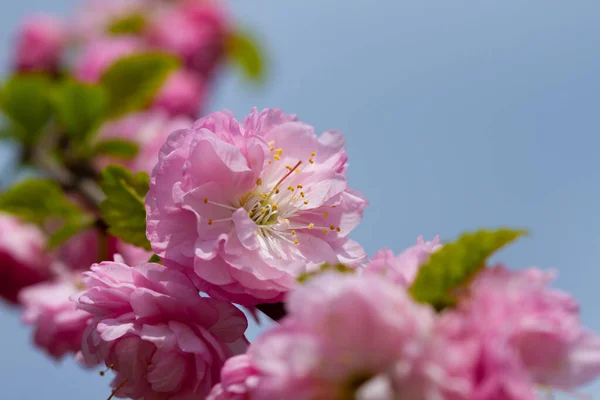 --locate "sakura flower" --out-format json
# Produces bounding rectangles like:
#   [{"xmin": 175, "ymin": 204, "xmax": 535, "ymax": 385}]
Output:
[
  {"xmin": 74, "ymin": 36, "xmax": 145, "ymax": 83},
  {"xmin": 440, "ymin": 265, "xmax": 600, "ymax": 397},
  {"xmin": 147, "ymin": 0, "xmax": 228, "ymax": 76},
  {"xmin": 365, "ymin": 235, "xmax": 441, "ymax": 287},
  {"xmin": 96, "ymin": 110, "xmax": 192, "ymax": 174},
  {"xmin": 0, "ymin": 213, "xmax": 51, "ymax": 304},
  {"xmin": 13, "ymin": 15, "xmax": 67, "ymax": 73},
  {"xmin": 152, "ymin": 69, "xmax": 207, "ymax": 117},
  {"xmin": 249, "ymin": 272, "xmax": 434, "ymax": 400},
  {"xmin": 73, "ymin": 261, "xmax": 248, "ymax": 400},
  {"xmin": 207, "ymin": 354, "xmax": 259, "ymax": 400},
  {"xmin": 19, "ymin": 274, "xmax": 91, "ymax": 360},
  {"xmin": 146, "ymin": 108, "xmax": 368, "ymax": 305}
]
